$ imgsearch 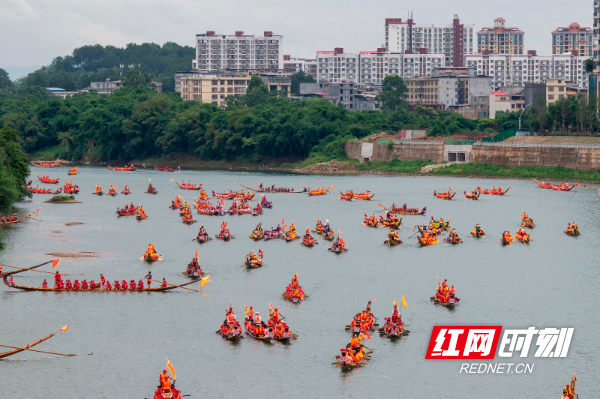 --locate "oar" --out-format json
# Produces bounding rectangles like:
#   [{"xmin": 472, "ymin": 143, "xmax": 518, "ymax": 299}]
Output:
[
  {"xmin": 151, "ymin": 279, "xmax": 199, "ymax": 293},
  {"xmin": 0, "ymin": 344, "xmax": 91, "ymax": 357},
  {"xmin": 1, "ymin": 264, "xmax": 81, "ymax": 276}
]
